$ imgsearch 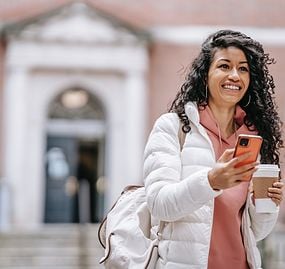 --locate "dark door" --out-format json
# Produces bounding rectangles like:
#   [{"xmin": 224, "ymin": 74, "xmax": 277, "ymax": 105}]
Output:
[
  {"xmin": 44, "ymin": 136, "xmax": 78, "ymax": 223},
  {"xmin": 44, "ymin": 136, "xmax": 103, "ymax": 223}
]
